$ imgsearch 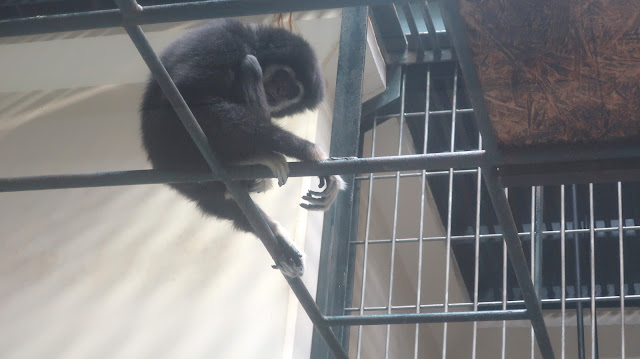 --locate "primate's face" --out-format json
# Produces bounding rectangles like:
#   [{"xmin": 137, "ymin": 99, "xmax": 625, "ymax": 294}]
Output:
[{"xmin": 263, "ymin": 65, "xmax": 304, "ymax": 114}]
